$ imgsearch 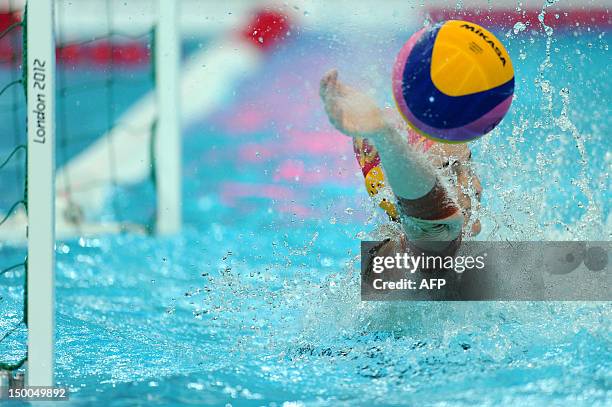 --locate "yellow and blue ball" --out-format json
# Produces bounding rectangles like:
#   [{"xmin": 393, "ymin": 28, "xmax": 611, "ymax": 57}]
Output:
[{"xmin": 392, "ymin": 20, "xmax": 514, "ymax": 143}]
